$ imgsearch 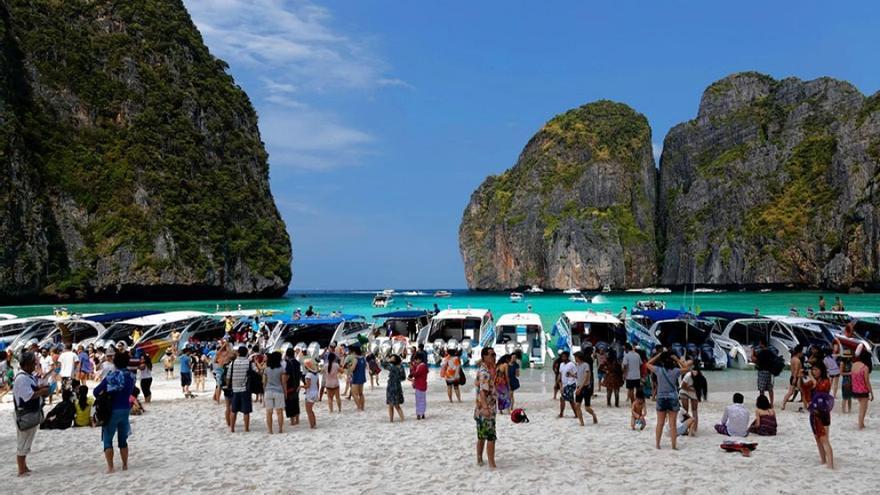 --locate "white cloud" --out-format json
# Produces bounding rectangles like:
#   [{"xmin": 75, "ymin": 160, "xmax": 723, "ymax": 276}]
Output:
[{"xmin": 184, "ymin": 0, "xmax": 403, "ymax": 171}]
